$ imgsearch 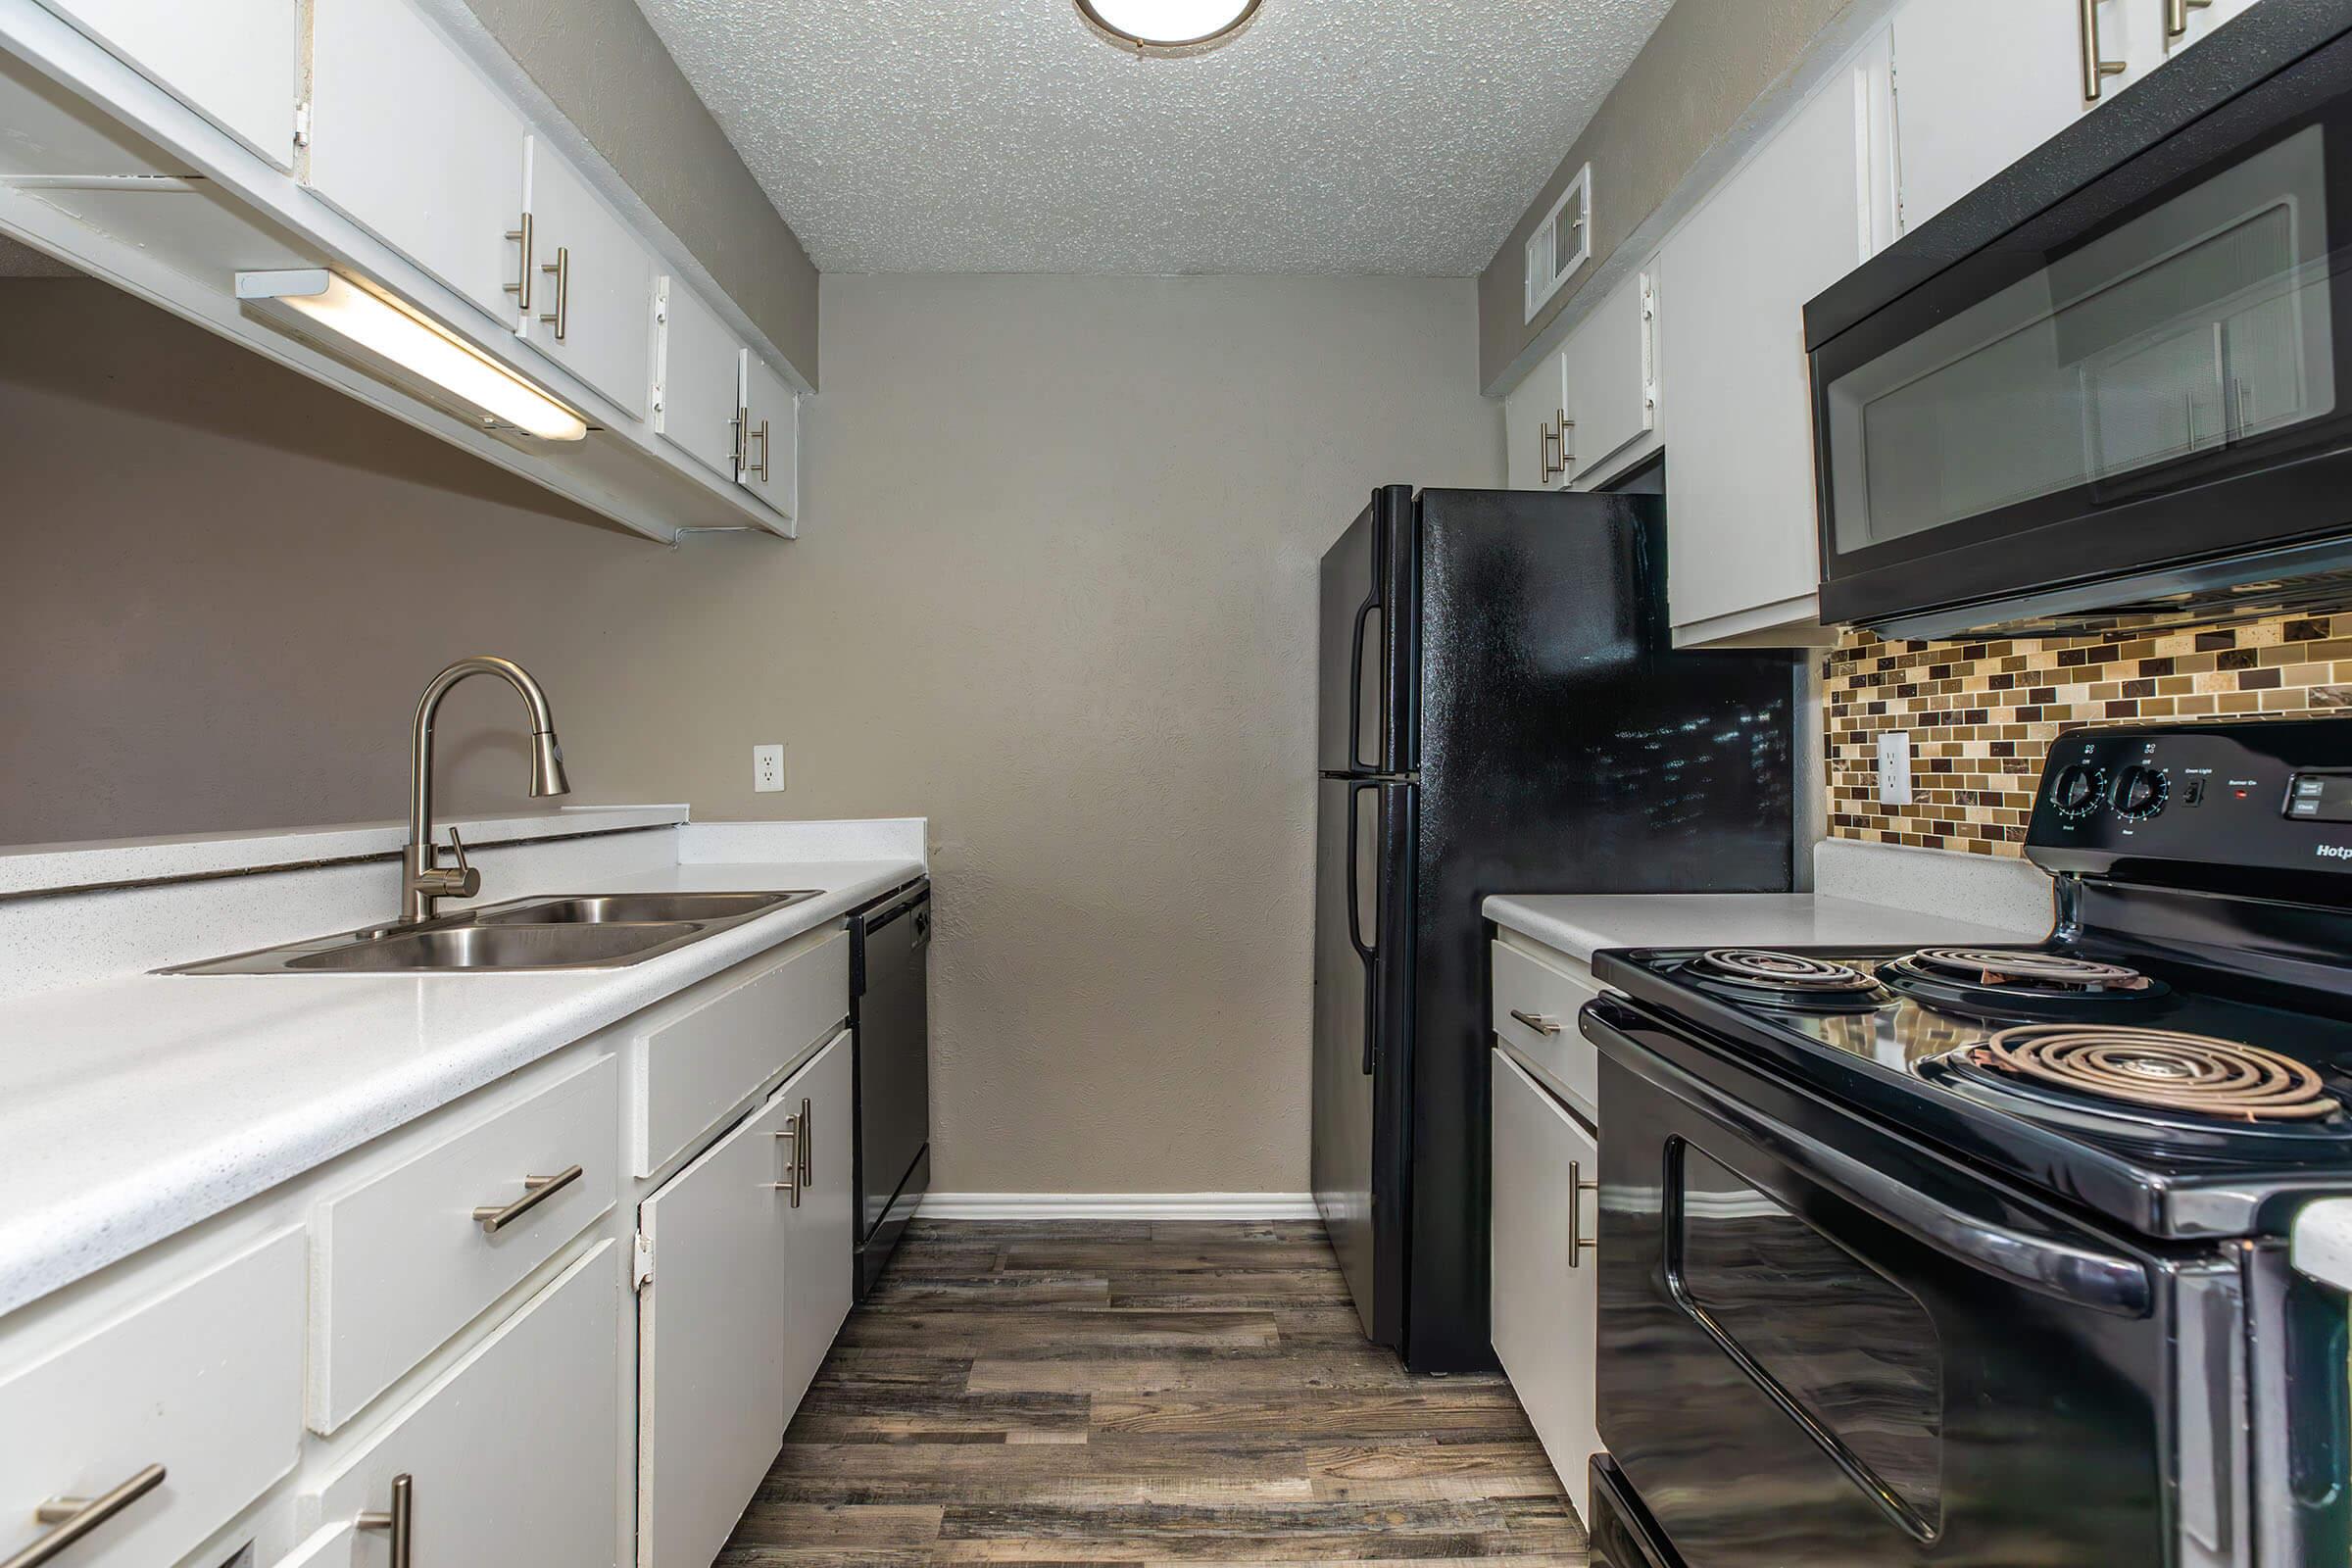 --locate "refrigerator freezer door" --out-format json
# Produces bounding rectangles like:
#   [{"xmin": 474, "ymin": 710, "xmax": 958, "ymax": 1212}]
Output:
[
  {"xmin": 1312, "ymin": 775, "xmax": 1412, "ymax": 1349},
  {"xmin": 1318, "ymin": 487, "xmax": 1417, "ymax": 777}
]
